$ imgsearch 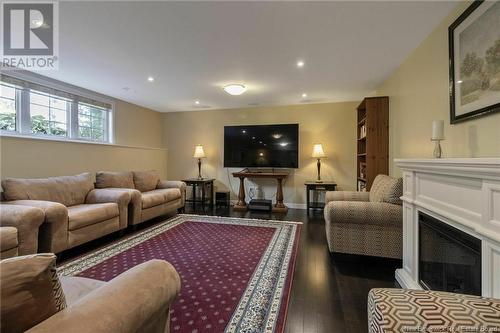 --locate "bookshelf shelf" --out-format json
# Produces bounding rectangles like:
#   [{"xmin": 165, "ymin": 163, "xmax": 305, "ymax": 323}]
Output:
[{"xmin": 356, "ymin": 96, "xmax": 389, "ymax": 191}]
